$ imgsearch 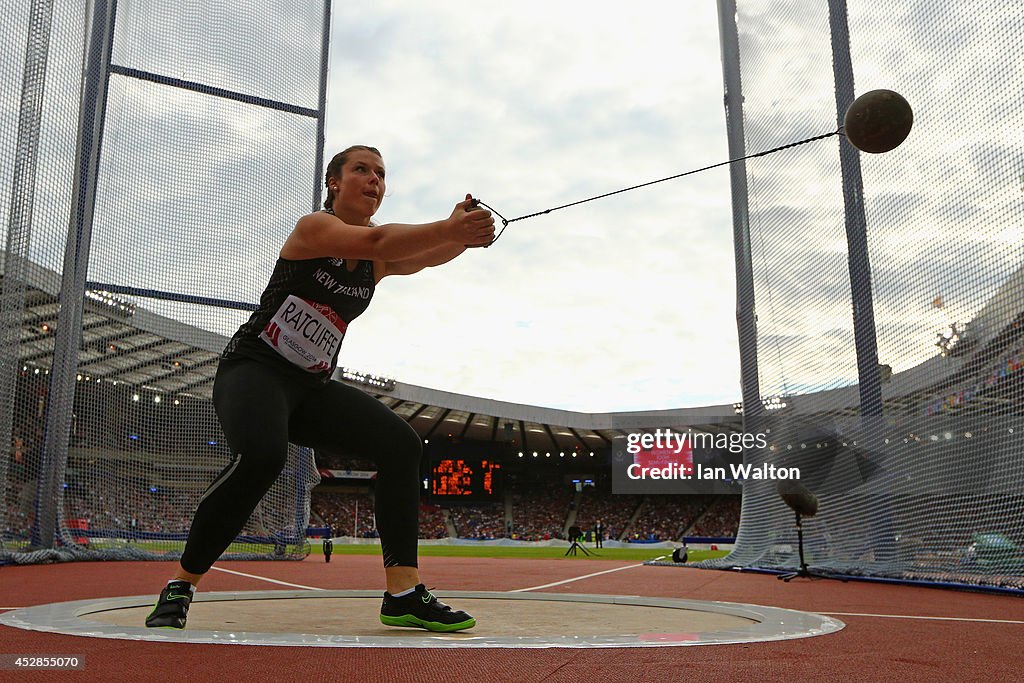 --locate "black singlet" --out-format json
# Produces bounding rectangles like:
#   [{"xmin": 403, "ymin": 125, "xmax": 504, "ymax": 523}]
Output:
[{"xmin": 223, "ymin": 235, "xmax": 376, "ymax": 381}]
